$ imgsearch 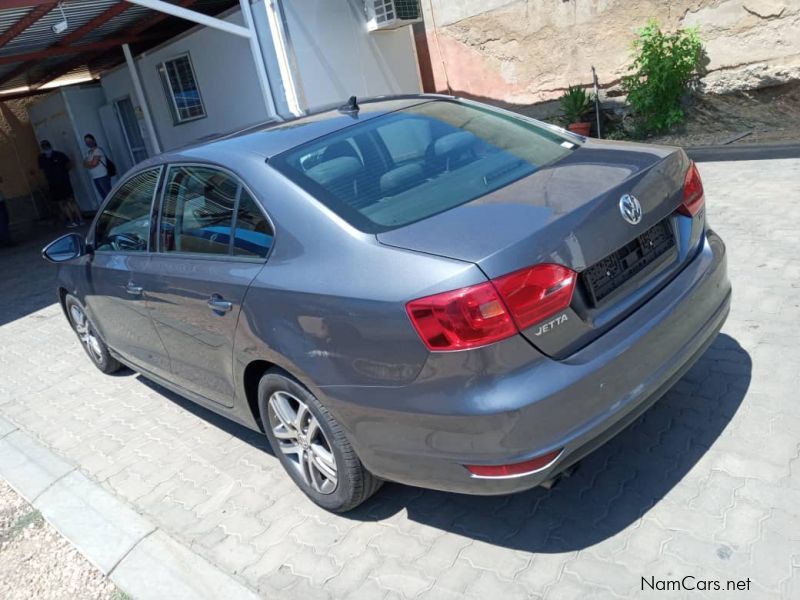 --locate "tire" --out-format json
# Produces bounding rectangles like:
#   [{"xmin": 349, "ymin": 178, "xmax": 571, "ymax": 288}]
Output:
[
  {"xmin": 64, "ymin": 294, "xmax": 122, "ymax": 374},
  {"xmin": 258, "ymin": 370, "xmax": 382, "ymax": 512}
]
